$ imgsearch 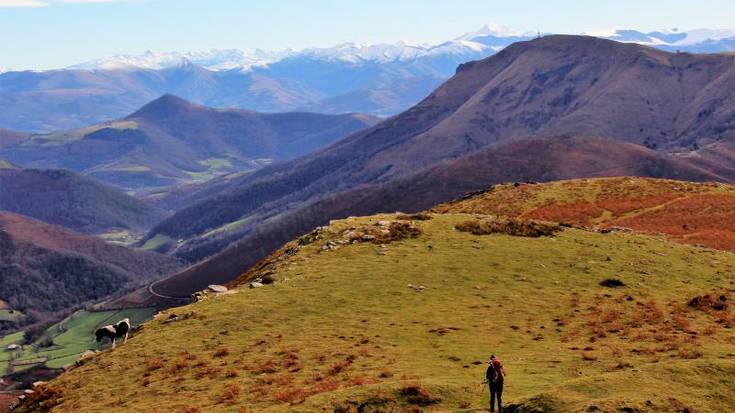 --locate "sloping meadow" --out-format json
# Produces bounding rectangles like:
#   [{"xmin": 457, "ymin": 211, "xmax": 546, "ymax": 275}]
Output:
[{"xmin": 18, "ymin": 210, "xmax": 735, "ymax": 412}]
